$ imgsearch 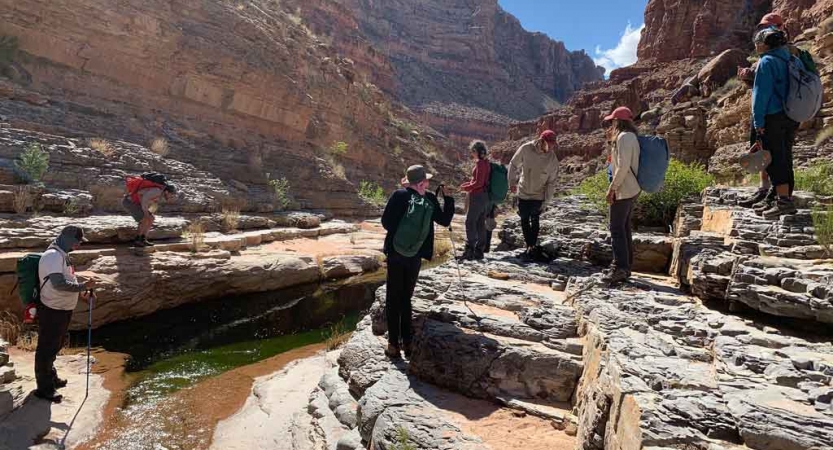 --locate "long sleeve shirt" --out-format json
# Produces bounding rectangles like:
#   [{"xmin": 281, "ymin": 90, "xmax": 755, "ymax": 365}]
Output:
[
  {"xmin": 752, "ymin": 46, "xmax": 791, "ymax": 129},
  {"xmin": 460, "ymin": 159, "xmax": 491, "ymax": 194},
  {"xmin": 610, "ymin": 132, "xmax": 641, "ymax": 200},
  {"xmin": 508, "ymin": 141, "xmax": 560, "ymax": 203},
  {"xmin": 382, "ymin": 188, "xmax": 455, "ymax": 260}
]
